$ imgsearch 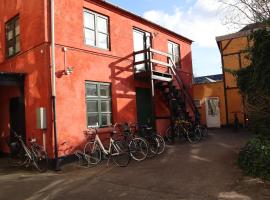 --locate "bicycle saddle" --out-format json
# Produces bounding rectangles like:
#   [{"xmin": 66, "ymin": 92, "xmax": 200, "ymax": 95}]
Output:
[{"xmin": 29, "ymin": 138, "xmax": 37, "ymax": 143}]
